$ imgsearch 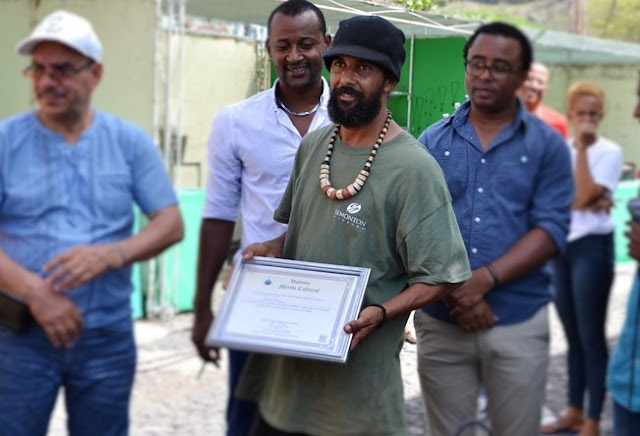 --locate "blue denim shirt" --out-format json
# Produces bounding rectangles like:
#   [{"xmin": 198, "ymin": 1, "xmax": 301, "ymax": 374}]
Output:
[
  {"xmin": 0, "ymin": 111, "xmax": 178, "ymax": 330},
  {"xmin": 608, "ymin": 271, "xmax": 640, "ymax": 412},
  {"xmin": 418, "ymin": 100, "xmax": 573, "ymax": 325}
]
